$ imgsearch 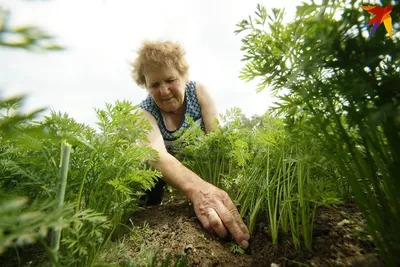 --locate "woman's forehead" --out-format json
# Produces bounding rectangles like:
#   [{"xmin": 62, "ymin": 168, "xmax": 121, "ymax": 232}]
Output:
[{"xmin": 145, "ymin": 66, "xmax": 178, "ymax": 82}]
